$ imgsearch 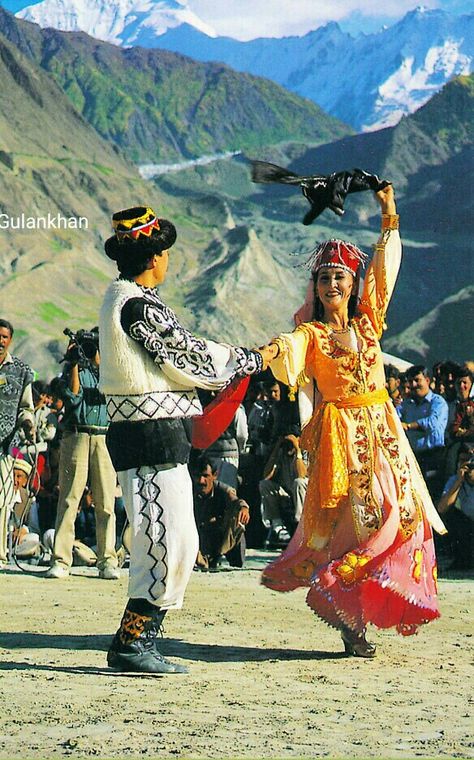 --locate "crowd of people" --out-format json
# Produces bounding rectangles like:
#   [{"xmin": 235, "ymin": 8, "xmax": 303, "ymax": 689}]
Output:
[{"xmin": 0, "ymin": 314, "xmax": 472, "ymax": 575}]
